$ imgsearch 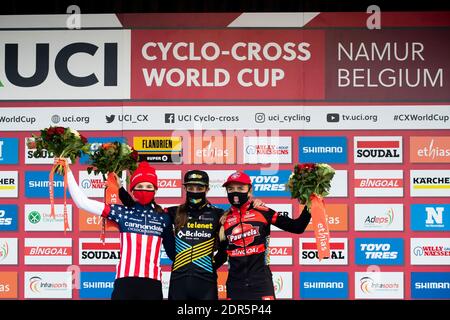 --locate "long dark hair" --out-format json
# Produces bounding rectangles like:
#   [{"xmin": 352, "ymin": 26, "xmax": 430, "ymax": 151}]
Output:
[{"xmin": 174, "ymin": 203, "xmax": 189, "ymax": 232}]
